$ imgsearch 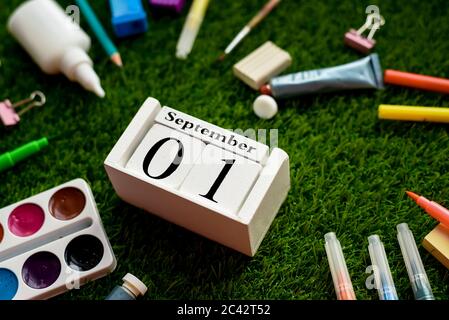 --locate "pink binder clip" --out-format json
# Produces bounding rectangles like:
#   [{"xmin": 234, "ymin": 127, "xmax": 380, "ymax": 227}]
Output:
[
  {"xmin": 344, "ymin": 5, "xmax": 385, "ymax": 54},
  {"xmin": 0, "ymin": 91, "xmax": 46, "ymax": 127}
]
